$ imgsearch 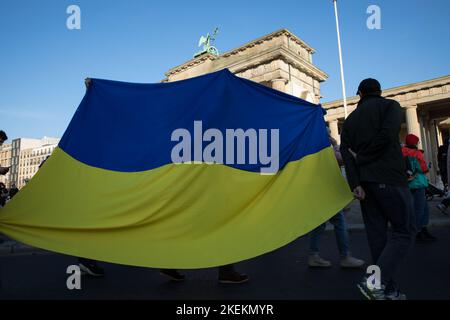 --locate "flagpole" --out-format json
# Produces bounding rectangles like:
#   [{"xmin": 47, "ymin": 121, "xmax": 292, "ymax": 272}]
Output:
[{"xmin": 333, "ymin": 0, "xmax": 348, "ymax": 118}]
